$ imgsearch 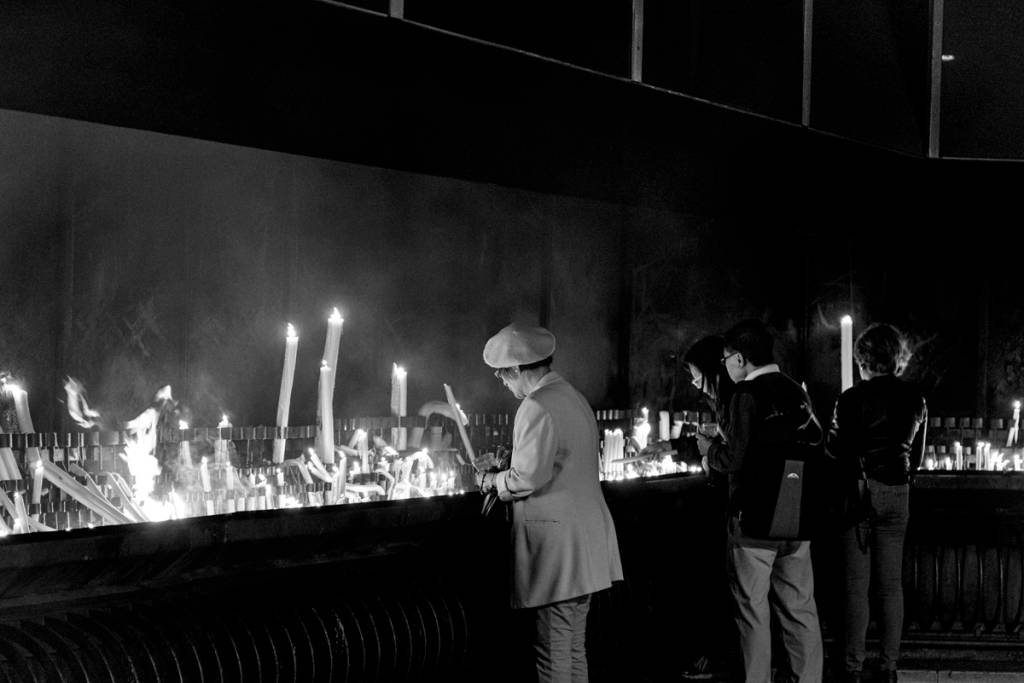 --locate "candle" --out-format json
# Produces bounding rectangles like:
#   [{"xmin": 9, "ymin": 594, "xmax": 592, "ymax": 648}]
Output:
[
  {"xmin": 216, "ymin": 414, "xmax": 231, "ymax": 465},
  {"xmin": 840, "ymin": 315, "xmax": 854, "ymax": 392},
  {"xmin": 658, "ymin": 411, "xmax": 670, "ymax": 442},
  {"xmin": 178, "ymin": 420, "xmax": 193, "ymax": 469},
  {"xmin": 323, "ymin": 308, "xmax": 343, "ymax": 393},
  {"xmin": 7, "ymin": 384, "xmax": 35, "ymax": 433},
  {"xmin": 953, "ymin": 441, "xmax": 963, "ymax": 470},
  {"xmin": 317, "ymin": 361, "xmax": 335, "ymax": 465},
  {"xmin": 391, "ymin": 427, "xmax": 407, "ymax": 452},
  {"xmin": 391, "ymin": 363, "xmax": 408, "ymax": 418},
  {"xmin": 633, "ymin": 408, "xmax": 650, "ymax": 451},
  {"xmin": 442, "ymin": 383, "xmax": 476, "ymax": 465},
  {"xmin": 31, "ymin": 459, "xmax": 43, "ymax": 506},
  {"xmin": 273, "ymin": 323, "xmax": 299, "ymax": 463},
  {"xmin": 200, "ymin": 457, "xmax": 211, "ymax": 493},
  {"xmin": 276, "ymin": 467, "xmax": 285, "ymax": 487},
  {"xmin": 1008, "ymin": 400, "xmax": 1021, "ymax": 448}
]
